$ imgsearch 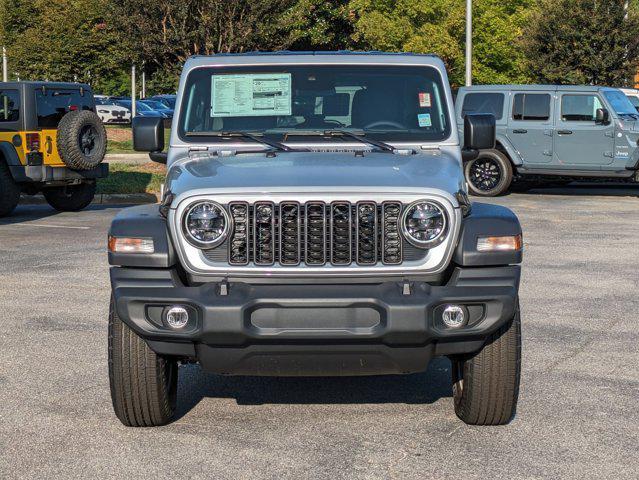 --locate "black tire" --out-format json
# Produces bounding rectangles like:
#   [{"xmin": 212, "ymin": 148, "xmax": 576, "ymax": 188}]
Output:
[
  {"xmin": 108, "ymin": 295, "xmax": 178, "ymax": 427},
  {"xmin": 42, "ymin": 181, "xmax": 96, "ymax": 212},
  {"xmin": 465, "ymin": 149, "xmax": 513, "ymax": 197},
  {"xmin": 57, "ymin": 110, "xmax": 107, "ymax": 170},
  {"xmin": 451, "ymin": 302, "xmax": 521, "ymax": 426},
  {"xmin": 0, "ymin": 160, "xmax": 20, "ymax": 217}
]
